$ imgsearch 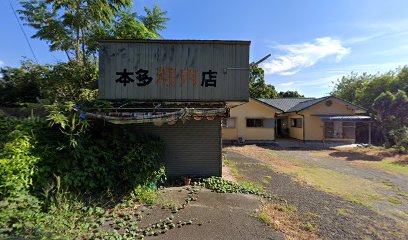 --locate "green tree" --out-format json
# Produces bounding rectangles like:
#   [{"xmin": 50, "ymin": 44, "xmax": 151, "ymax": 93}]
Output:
[
  {"xmin": 332, "ymin": 66, "xmax": 408, "ymax": 148},
  {"xmin": 372, "ymin": 90, "xmax": 408, "ymax": 147},
  {"xmin": 278, "ymin": 91, "xmax": 304, "ymax": 98},
  {"xmin": 249, "ymin": 64, "xmax": 278, "ymax": 98},
  {"xmin": 372, "ymin": 91, "xmax": 395, "ymax": 146},
  {"xmin": 18, "ymin": 1, "xmax": 168, "ymax": 64},
  {"xmin": 0, "ymin": 60, "xmax": 98, "ymax": 103},
  {"xmin": 107, "ymin": 6, "xmax": 168, "ymax": 39},
  {"xmin": 355, "ymin": 73, "xmax": 396, "ymax": 109},
  {"xmin": 0, "ymin": 61, "xmax": 46, "ymax": 104},
  {"xmin": 330, "ymin": 72, "xmax": 369, "ymax": 104},
  {"xmin": 19, "ymin": 0, "xmax": 133, "ymax": 63}
]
